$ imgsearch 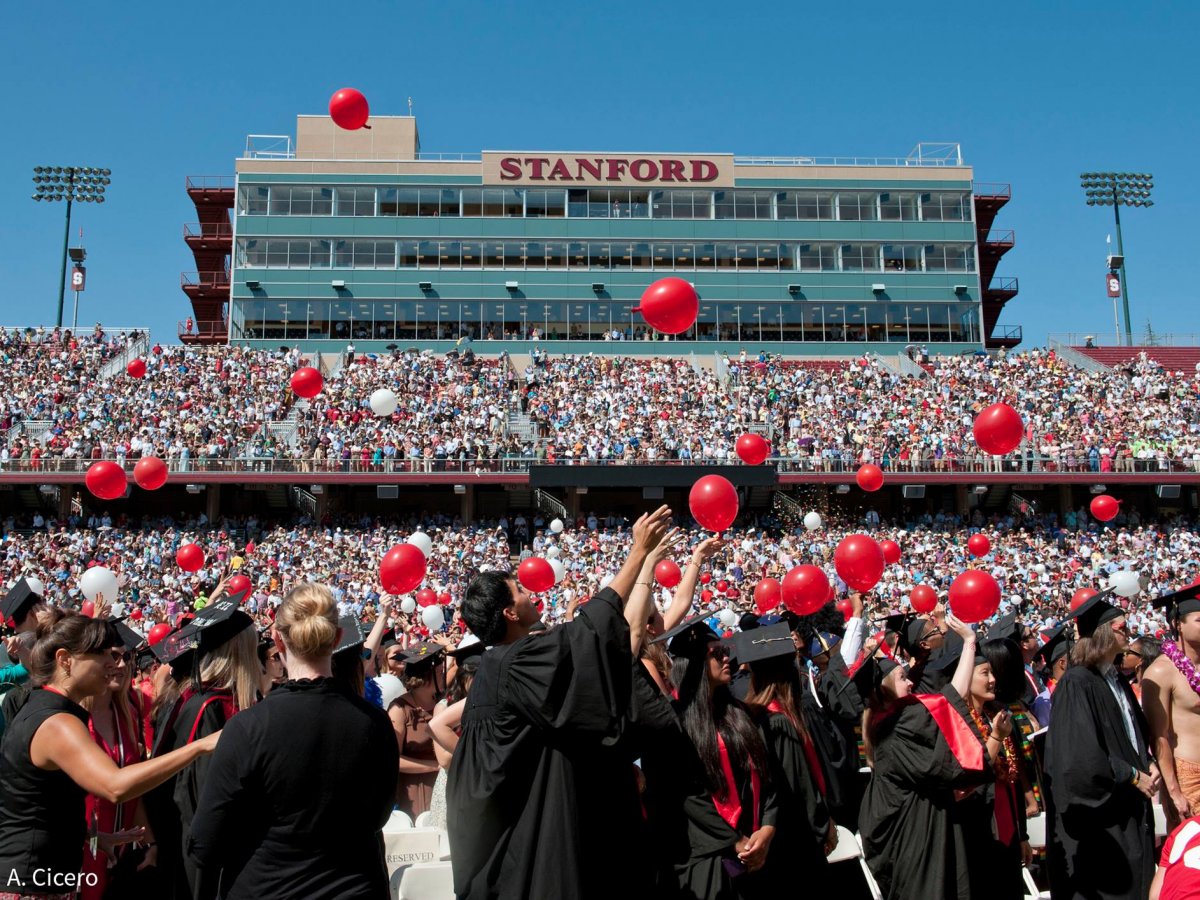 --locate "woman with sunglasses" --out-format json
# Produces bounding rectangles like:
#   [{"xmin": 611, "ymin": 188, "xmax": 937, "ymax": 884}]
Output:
[{"xmin": 0, "ymin": 612, "xmax": 219, "ymax": 900}]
